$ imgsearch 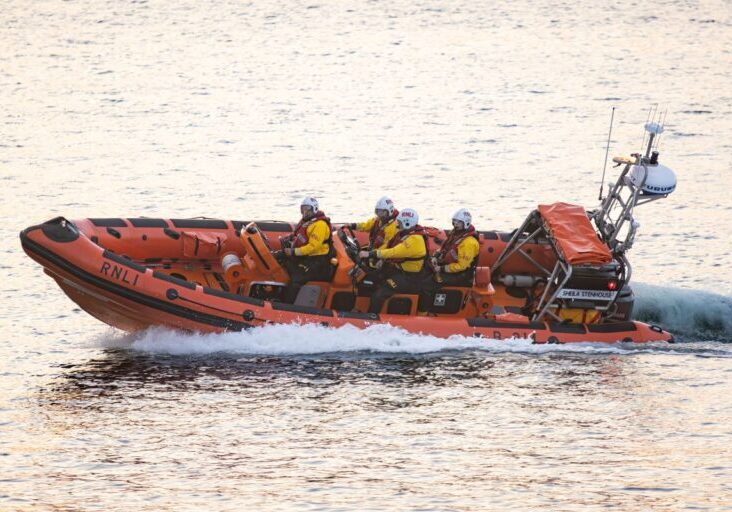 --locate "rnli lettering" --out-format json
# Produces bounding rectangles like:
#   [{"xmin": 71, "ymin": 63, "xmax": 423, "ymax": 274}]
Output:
[{"xmin": 100, "ymin": 261, "xmax": 140, "ymax": 286}]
